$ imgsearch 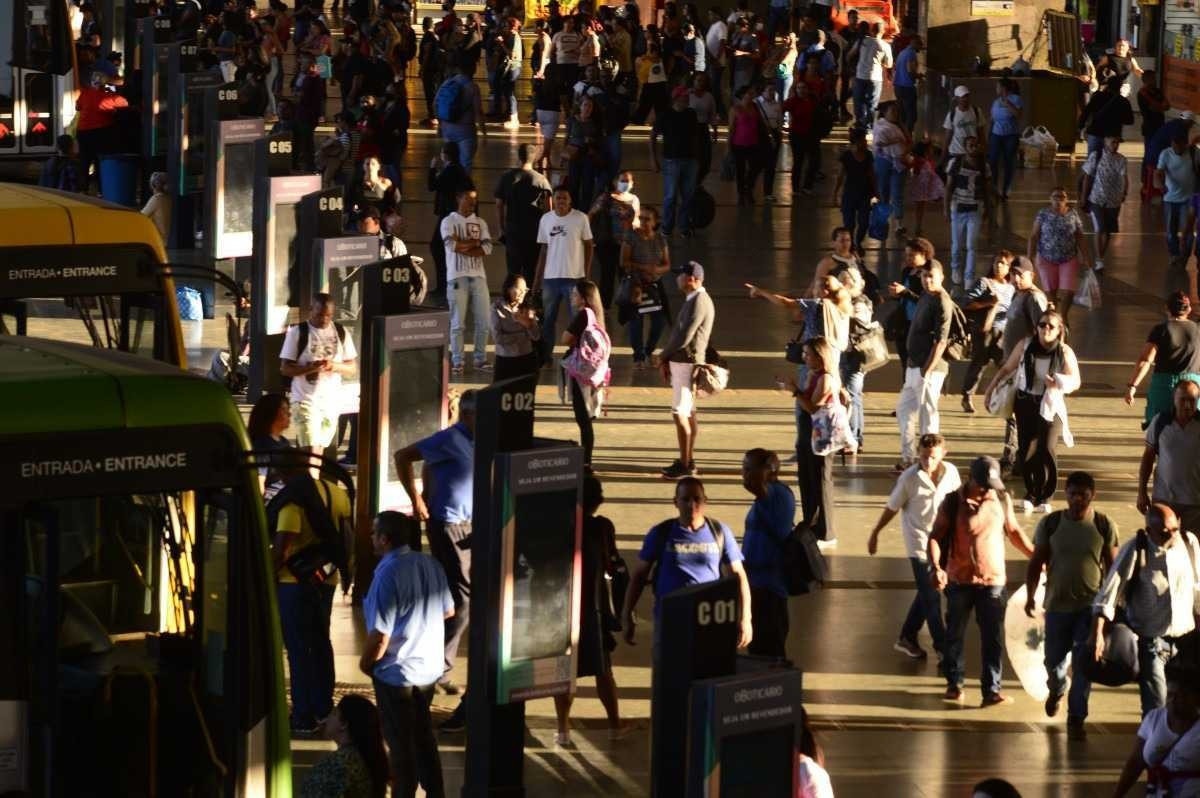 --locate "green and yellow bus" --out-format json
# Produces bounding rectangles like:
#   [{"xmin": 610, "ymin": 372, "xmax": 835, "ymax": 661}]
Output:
[
  {"xmin": 0, "ymin": 337, "xmax": 291, "ymax": 796},
  {"xmin": 0, "ymin": 183, "xmax": 190, "ymax": 367}
]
